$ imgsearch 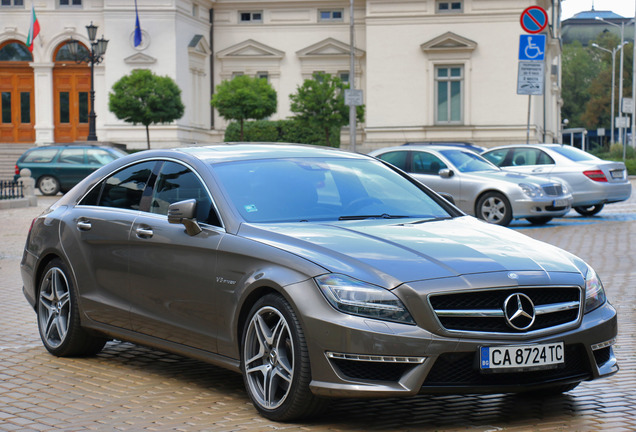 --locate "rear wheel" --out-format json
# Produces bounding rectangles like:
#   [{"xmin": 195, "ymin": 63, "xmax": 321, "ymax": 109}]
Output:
[
  {"xmin": 37, "ymin": 258, "xmax": 107, "ymax": 357},
  {"xmin": 38, "ymin": 175, "xmax": 60, "ymax": 196},
  {"xmin": 526, "ymin": 216, "xmax": 553, "ymax": 225},
  {"xmin": 476, "ymin": 192, "xmax": 513, "ymax": 226},
  {"xmin": 574, "ymin": 204, "xmax": 604, "ymax": 216},
  {"xmin": 241, "ymin": 294, "xmax": 327, "ymax": 421}
]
